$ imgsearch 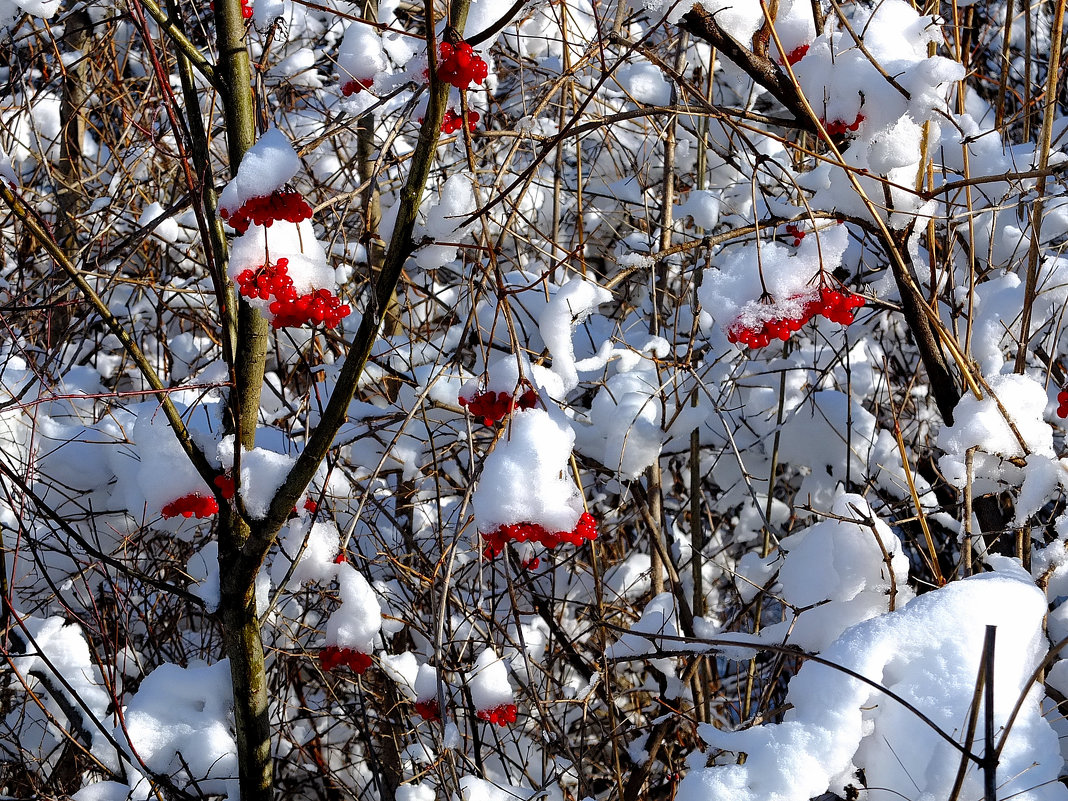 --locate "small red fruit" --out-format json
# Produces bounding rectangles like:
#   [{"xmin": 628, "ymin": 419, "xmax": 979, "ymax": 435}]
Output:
[
  {"xmin": 476, "ymin": 703, "xmax": 517, "ymax": 726},
  {"xmin": 437, "ymin": 40, "xmax": 488, "ymax": 89},
  {"xmin": 414, "ymin": 699, "xmax": 441, "ymax": 721},
  {"xmin": 320, "ymin": 646, "xmax": 372, "ymax": 674}
]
